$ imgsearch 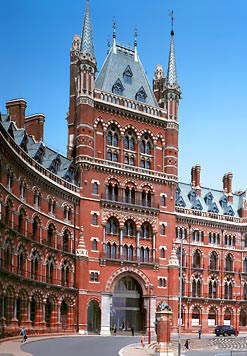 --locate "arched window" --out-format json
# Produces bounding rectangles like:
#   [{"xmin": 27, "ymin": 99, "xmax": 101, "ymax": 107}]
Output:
[
  {"xmin": 128, "ymin": 246, "xmax": 133, "ymax": 261},
  {"xmin": 4, "ymin": 239, "xmax": 12, "ymax": 269},
  {"xmin": 112, "ymin": 243, "xmax": 117, "ymax": 259},
  {"xmin": 225, "ymin": 254, "xmax": 233, "ymax": 272},
  {"xmin": 18, "ymin": 209, "xmax": 25, "ymax": 234},
  {"xmin": 107, "ymin": 126, "xmax": 119, "ymax": 147},
  {"xmin": 46, "ymin": 256, "xmax": 54, "ymax": 284},
  {"xmin": 192, "ymin": 275, "xmax": 201, "ymax": 297},
  {"xmin": 208, "ymin": 277, "xmax": 217, "ymax": 298},
  {"xmin": 17, "ymin": 246, "xmax": 25, "ymax": 275},
  {"xmin": 31, "ymin": 251, "xmax": 39, "ymax": 280},
  {"xmin": 106, "ymin": 217, "xmax": 119, "ymax": 235},
  {"xmin": 141, "ymin": 190, "xmax": 152, "ymax": 207},
  {"xmin": 123, "ymin": 245, "xmax": 128, "ymax": 260},
  {"xmin": 63, "ymin": 230, "xmax": 70, "ymax": 252},
  {"xmin": 209, "ymin": 252, "xmax": 217, "ymax": 270},
  {"xmin": 107, "ymin": 183, "xmax": 118, "ymax": 201},
  {"xmin": 32, "ymin": 217, "xmax": 40, "ymax": 240},
  {"xmin": 5, "ymin": 199, "xmax": 12, "ymax": 226},
  {"xmin": 192, "ymin": 230, "xmax": 199, "ymax": 241},
  {"xmin": 106, "ymin": 243, "xmax": 111, "ymax": 258},
  {"xmin": 93, "ymin": 182, "xmax": 98, "ymax": 194},
  {"xmin": 192, "ymin": 307, "xmax": 201, "ymax": 326},
  {"xmin": 192, "ymin": 250, "xmax": 201, "ymax": 269},
  {"xmin": 224, "ymin": 278, "xmax": 233, "ymax": 299},
  {"xmin": 47, "ymin": 224, "xmax": 55, "ymax": 247},
  {"xmin": 144, "ymin": 248, "xmax": 150, "ymax": 263},
  {"xmin": 61, "ymin": 261, "xmax": 70, "ymax": 287},
  {"xmin": 64, "ymin": 206, "xmax": 72, "ymax": 221},
  {"xmin": 125, "ymin": 187, "xmax": 135, "ymax": 204},
  {"xmin": 140, "ymin": 222, "xmax": 152, "ymax": 239},
  {"xmin": 140, "ymin": 247, "xmax": 144, "ymax": 262},
  {"xmin": 141, "ymin": 135, "xmax": 151, "ymax": 155},
  {"xmin": 124, "ymin": 131, "xmax": 135, "ymax": 151},
  {"xmin": 123, "ymin": 220, "xmax": 136, "ymax": 238}
]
